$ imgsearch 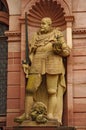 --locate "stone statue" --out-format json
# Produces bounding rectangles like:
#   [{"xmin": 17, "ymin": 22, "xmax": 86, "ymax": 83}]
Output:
[{"xmin": 14, "ymin": 17, "xmax": 70, "ymax": 125}]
